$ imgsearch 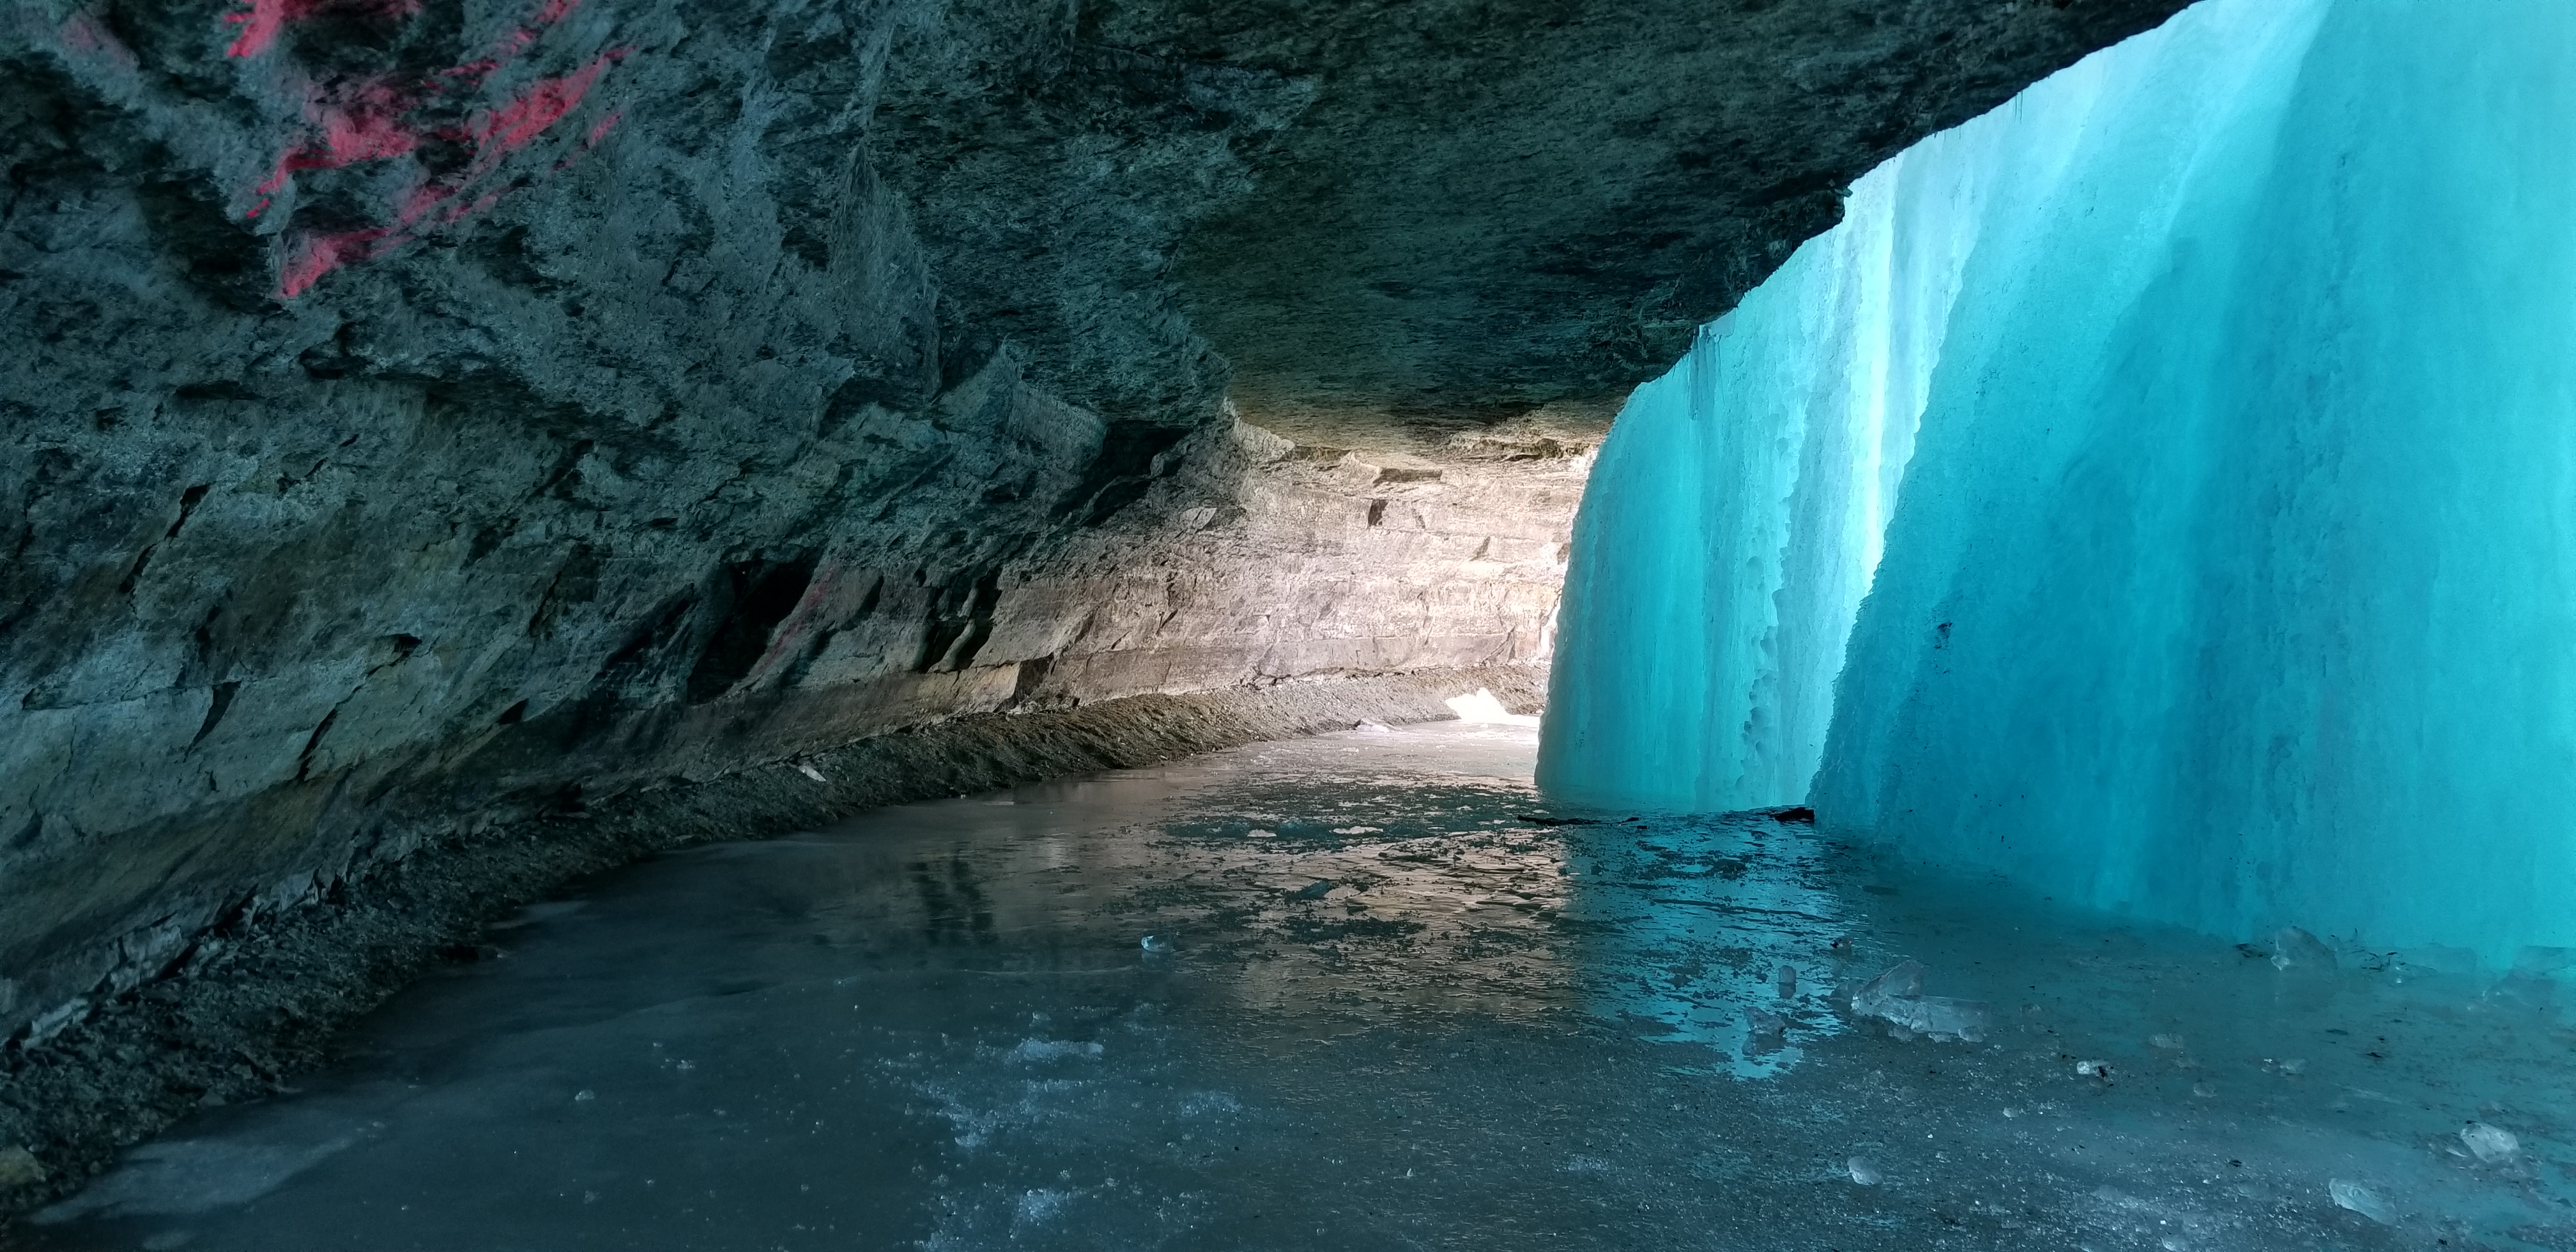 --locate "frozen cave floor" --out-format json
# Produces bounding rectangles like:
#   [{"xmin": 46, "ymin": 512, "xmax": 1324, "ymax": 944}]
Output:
[{"xmin": 20, "ymin": 721, "xmax": 2576, "ymax": 1251}]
